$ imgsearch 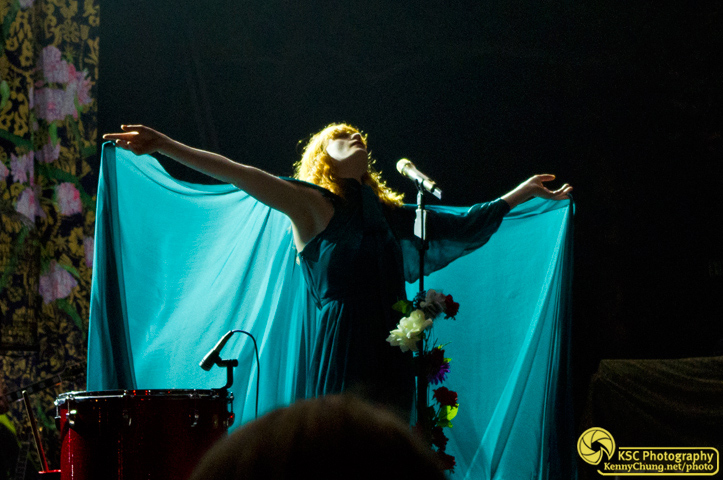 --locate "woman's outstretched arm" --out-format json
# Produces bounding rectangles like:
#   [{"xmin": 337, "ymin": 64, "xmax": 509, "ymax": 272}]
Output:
[
  {"xmin": 103, "ymin": 125, "xmax": 333, "ymax": 248},
  {"xmin": 501, "ymin": 174, "xmax": 572, "ymax": 209}
]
